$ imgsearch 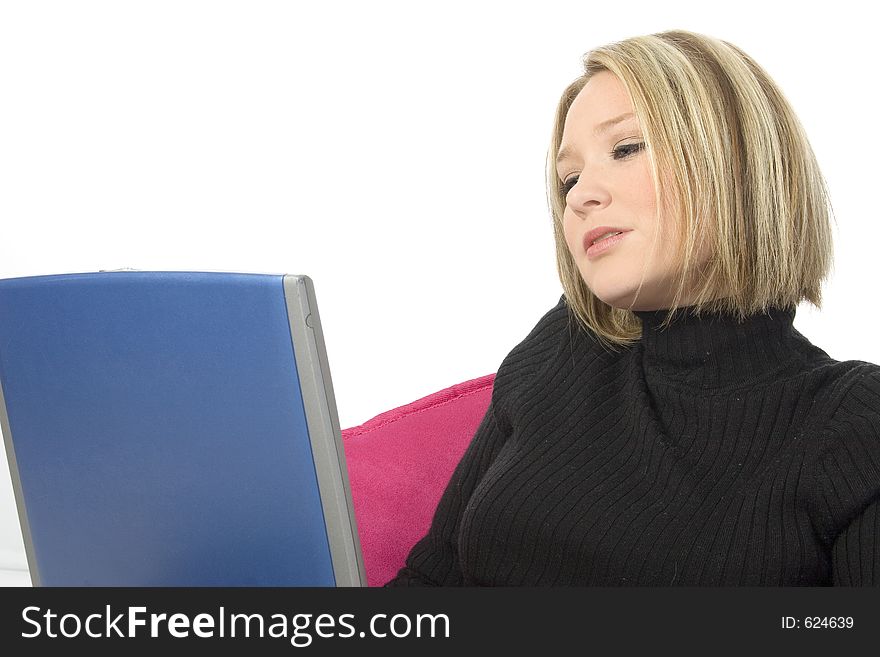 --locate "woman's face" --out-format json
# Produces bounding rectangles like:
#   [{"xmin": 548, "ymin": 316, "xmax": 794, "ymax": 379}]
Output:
[{"xmin": 557, "ymin": 71, "xmax": 708, "ymax": 311}]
